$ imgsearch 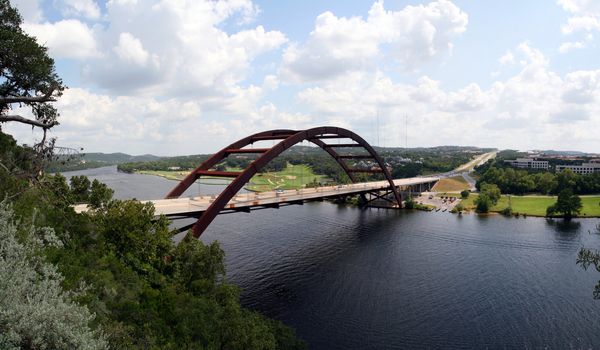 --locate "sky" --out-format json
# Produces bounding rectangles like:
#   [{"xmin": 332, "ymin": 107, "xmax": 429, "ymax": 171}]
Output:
[{"xmin": 5, "ymin": 0, "xmax": 600, "ymax": 155}]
